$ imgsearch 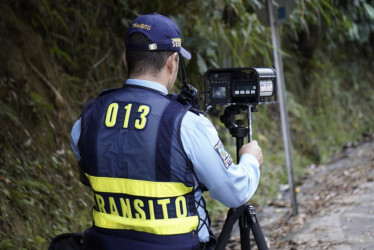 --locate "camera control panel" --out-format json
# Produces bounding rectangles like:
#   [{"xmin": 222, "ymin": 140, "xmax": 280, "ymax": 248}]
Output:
[{"xmin": 204, "ymin": 67, "xmax": 276, "ymax": 106}]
